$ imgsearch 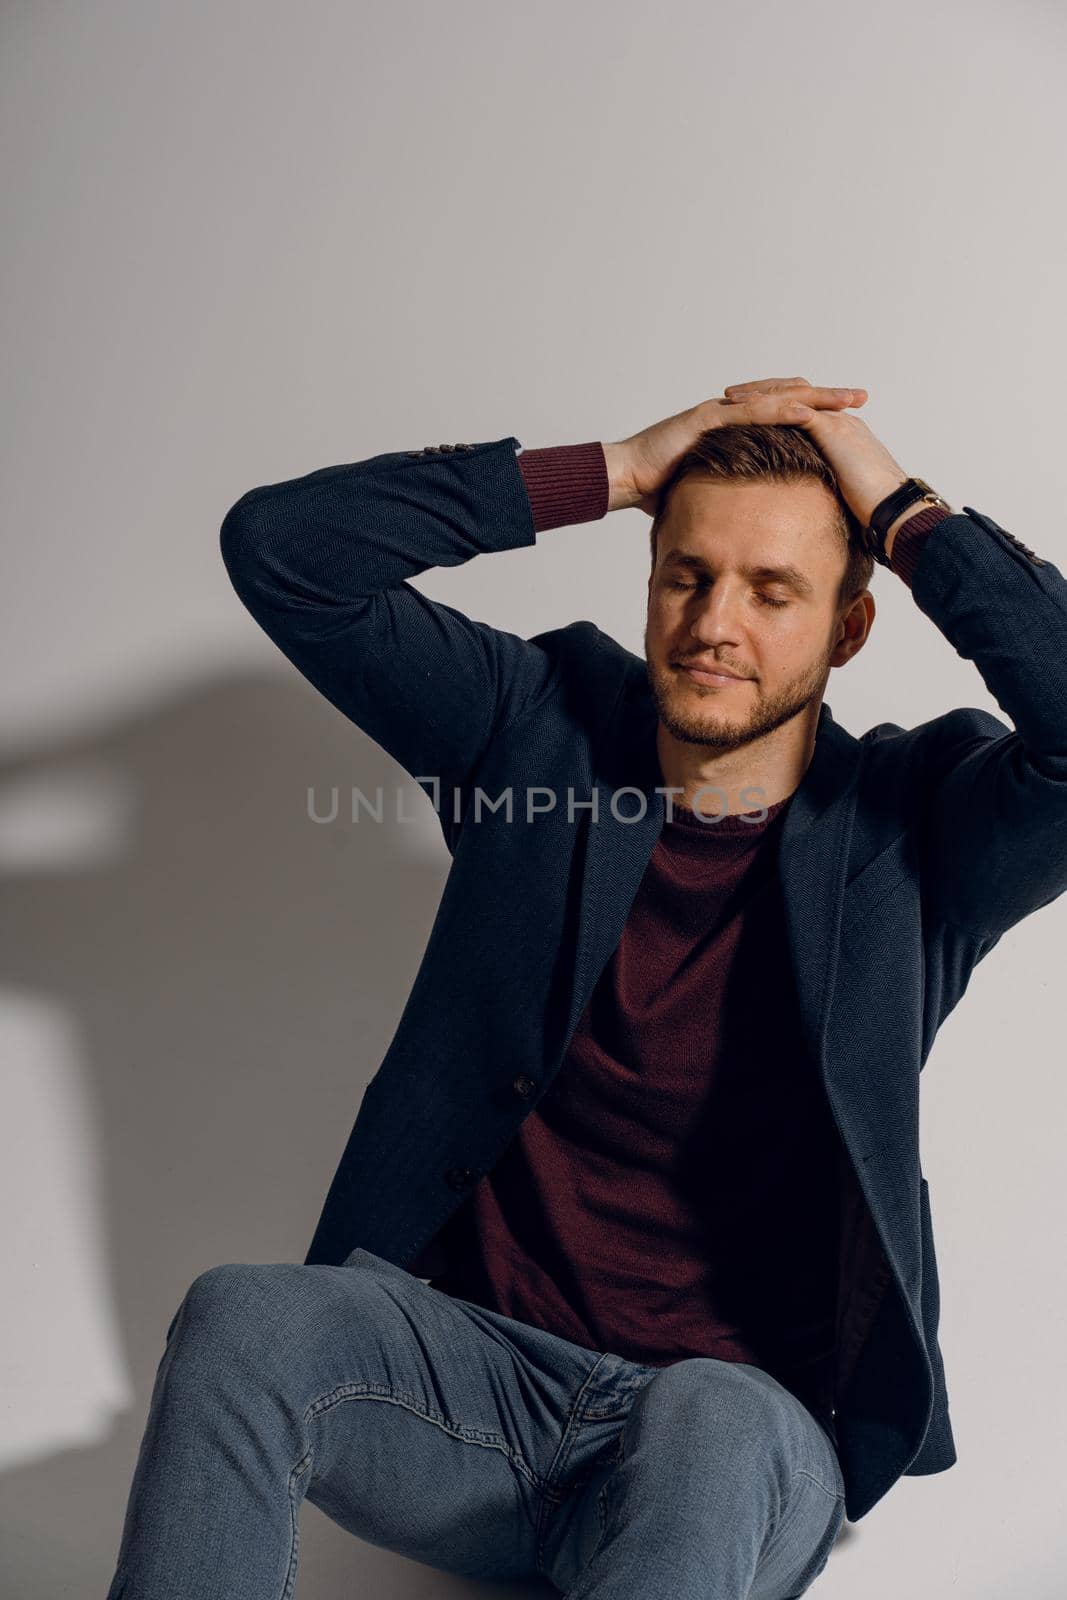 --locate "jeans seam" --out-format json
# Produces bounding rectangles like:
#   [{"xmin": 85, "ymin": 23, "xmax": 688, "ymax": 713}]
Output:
[
  {"xmin": 792, "ymin": 1466, "xmax": 843, "ymax": 1502},
  {"xmin": 283, "ymin": 1451, "xmax": 313, "ymax": 1600},
  {"xmin": 782, "ymin": 1478, "xmax": 846, "ymax": 1594},
  {"xmin": 581, "ymin": 1367, "xmax": 656, "ymax": 1419},
  {"xmin": 761, "ymin": 1467, "xmax": 841, "ymax": 1565},
  {"xmin": 534, "ymin": 1353, "xmax": 615, "ymax": 1575},
  {"xmin": 560, "ymin": 1430, "xmax": 622, "ymax": 1597},
  {"xmin": 304, "ymin": 1380, "xmax": 557, "ymax": 1497},
  {"xmin": 593, "ymin": 1436, "xmax": 622, "ymax": 1560}
]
